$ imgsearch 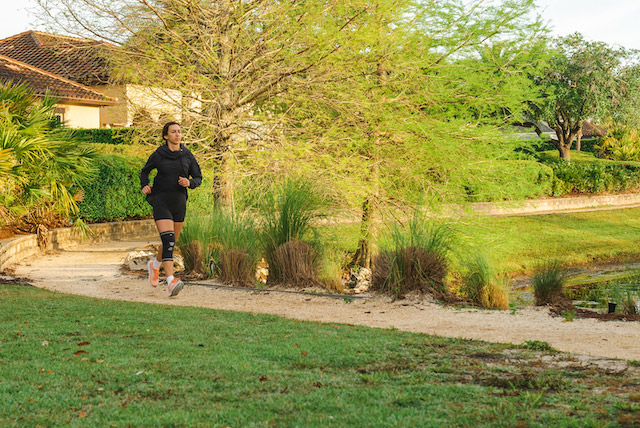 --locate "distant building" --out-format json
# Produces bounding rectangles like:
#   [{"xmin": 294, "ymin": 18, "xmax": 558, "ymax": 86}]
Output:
[
  {"xmin": 0, "ymin": 31, "xmax": 189, "ymax": 128},
  {"xmin": 0, "ymin": 53, "xmax": 116, "ymax": 128}
]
